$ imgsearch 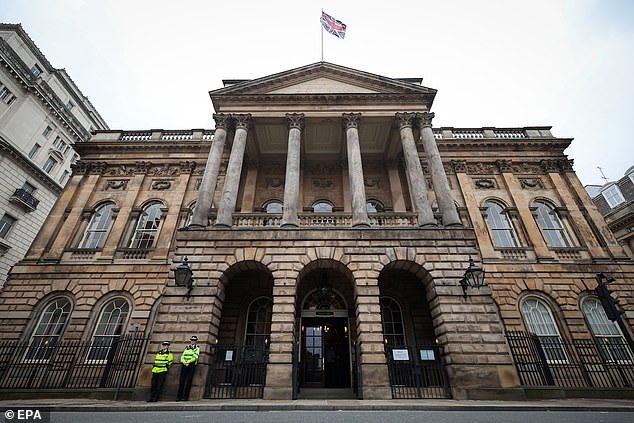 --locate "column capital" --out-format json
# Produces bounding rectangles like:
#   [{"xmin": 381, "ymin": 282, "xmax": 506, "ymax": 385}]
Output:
[
  {"xmin": 394, "ymin": 112, "xmax": 416, "ymax": 130},
  {"xmin": 496, "ymin": 159, "xmax": 513, "ymax": 173},
  {"xmin": 415, "ymin": 112, "xmax": 435, "ymax": 128},
  {"xmin": 342, "ymin": 112, "xmax": 362, "ymax": 130},
  {"xmin": 212, "ymin": 113, "xmax": 231, "ymax": 130},
  {"xmin": 285, "ymin": 113, "xmax": 305, "ymax": 130},
  {"xmin": 231, "ymin": 113, "xmax": 252, "ymax": 130}
]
